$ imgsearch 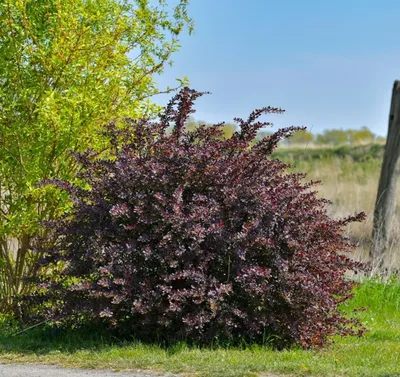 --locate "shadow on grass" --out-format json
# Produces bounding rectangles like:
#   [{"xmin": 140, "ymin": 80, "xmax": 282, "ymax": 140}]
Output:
[
  {"xmin": 0, "ymin": 324, "xmax": 132, "ymax": 356},
  {"xmin": 0, "ymin": 324, "xmax": 261, "ymax": 357}
]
